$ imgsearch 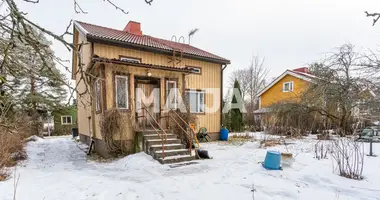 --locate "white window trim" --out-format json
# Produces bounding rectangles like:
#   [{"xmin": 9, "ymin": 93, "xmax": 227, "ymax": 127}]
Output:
[
  {"xmin": 186, "ymin": 90, "xmax": 205, "ymax": 113},
  {"xmin": 94, "ymin": 79, "xmax": 101, "ymax": 112},
  {"xmin": 120, "ymin": 56, "xmax": 141, "ymax": 63},
  {"xmin": 189, "ymin": 67, "xmax": 201, "ymax": 74},
  {"xmin": 115, "ymin": 75, "xmax": 129, "ymax": 109},
  {"xmin": 61, "ymin": 116, "xmax": 72, "ymax": 125},
  {"xmin": 166, "ymin": 80, "xmax": 177, "ymax": 109},
  {"xmin": 282, "ymin": 81, "xmax": 294, "ymax": 92}
]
